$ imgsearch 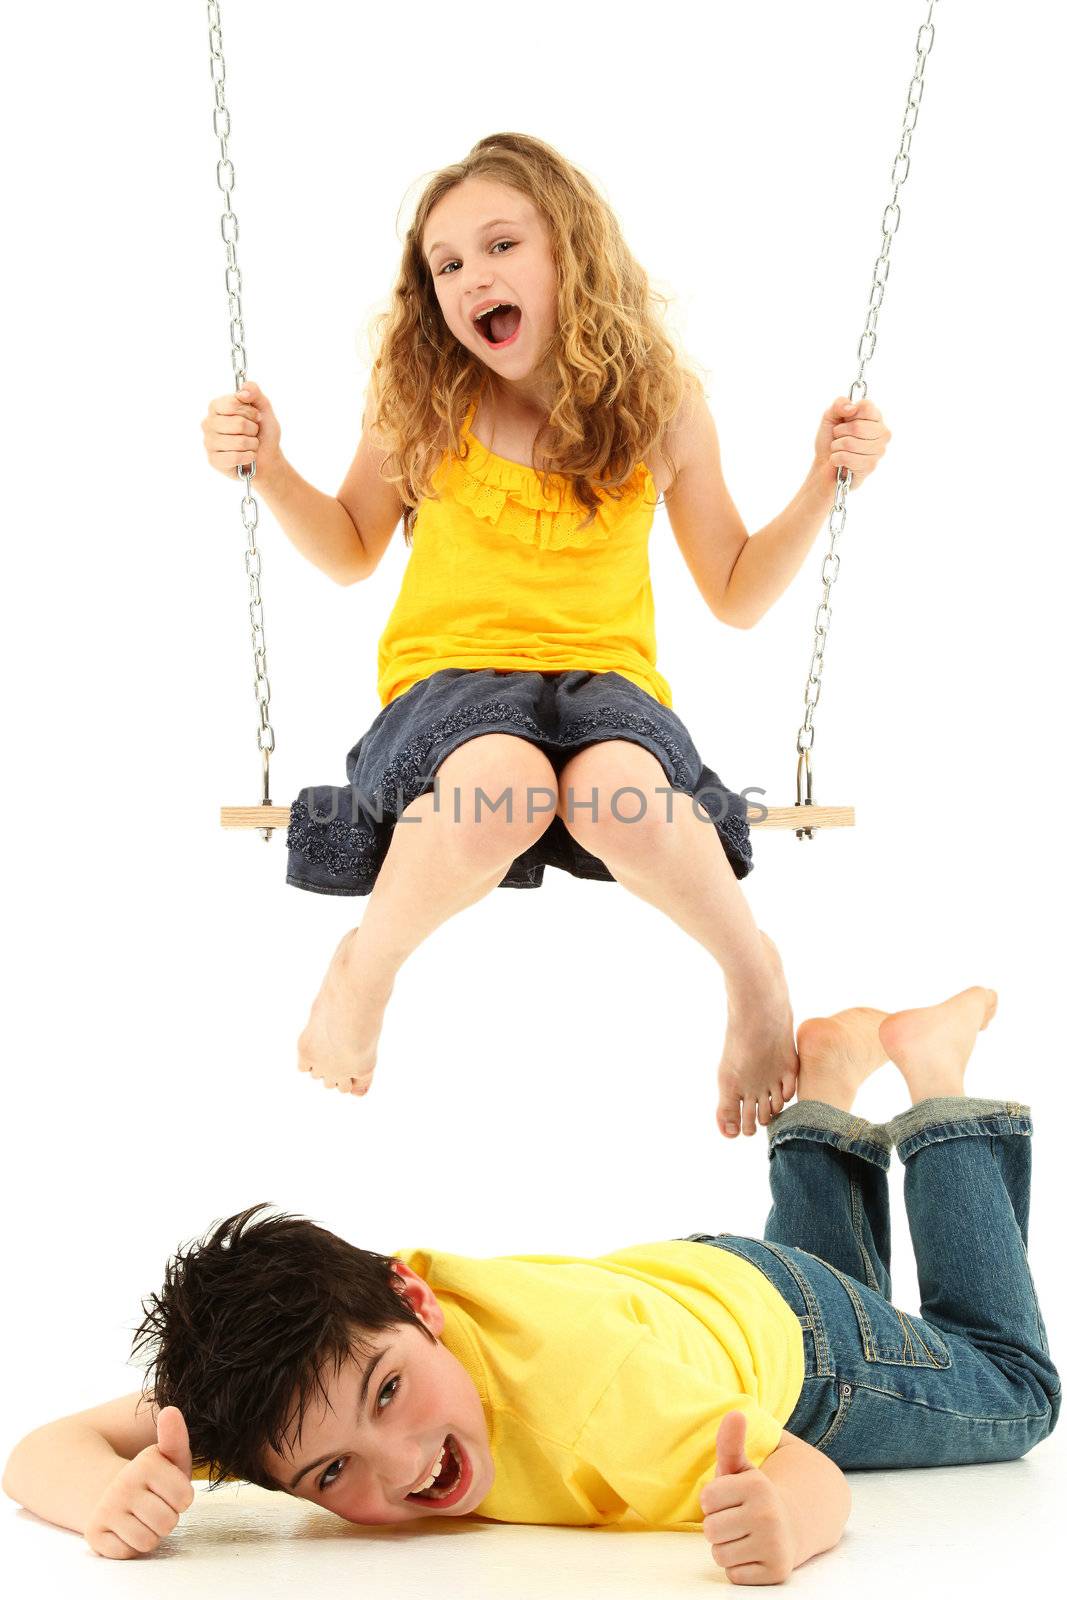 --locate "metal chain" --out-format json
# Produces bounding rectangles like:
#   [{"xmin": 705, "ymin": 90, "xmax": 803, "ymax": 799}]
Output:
[
  {"xmin": 207, "ymin": 0, "xmax": 276, "ymax": 831},
  {"xmin": 795, "ymin": 0, "xmax": 938, "ymax": 838}
]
